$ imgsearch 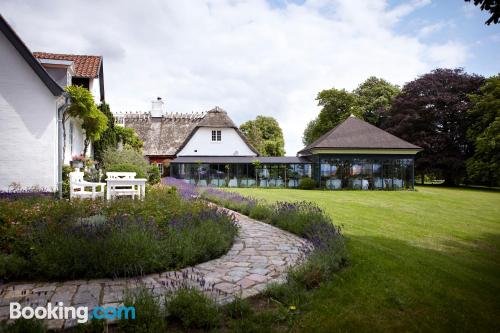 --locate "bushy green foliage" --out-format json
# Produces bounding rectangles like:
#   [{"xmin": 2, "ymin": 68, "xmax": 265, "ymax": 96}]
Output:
[
  {"xmin": 102, "ymin": 147, "xmax": 159, "ymax": 185},
  {"xmin": 119, "ymin": 288, "xmax": 166, "ymax": 333},
  {"xmin": 93, "ymin": 103, "xmax": 143, "ymax": 163},
  {"xmin": 147, "ymin": 164, "xmax": 161, "ymax": 184},
  {"xmin": 248, "ymin": 203, "xmax": 273, "ymax": 220},
  {"xmin": 298, "ymin": 177, "xmax": 316, "ymax": 190},
  {"xmin": 223, "ymin": 297, "xmax": 253, "ymax": 319},
  {"xmin": 0, "ymin": 319, "xmax": 47, "ymax": 333},
  {"xmin": 62, "ymin": 164, "xmax": 73, "ymax": 198},
  {"xmin": 0, "ymin": 186, "xmax": 237, "ymax": 281},
  {"xmin": 466, "ymin": 75, "xmax": 500, "ymax": 186},
  {"xmin": 115, "ymin": 126, "xmax": 143, "ymax": 150},
  {"xmin": 65, "ymin": 86, "xmax": 108, "ymax": 155},
  {"xmin": 303, "ymin": 88, "xmax": 361, "ymax": 145},
  {"xmin": 240, "ymin": 116, "xmax": 285, "ymax": 156},
  {"xmin": 166, "ymin": 288, "xmax": 220, "ymax": 329},
  {"xmin": 353, "ymin": 76, "xmax": 400, "ymax": 126},
  {"xmin": 102, "ymin": 146, "xmax": 149, "ymax": 171}
]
